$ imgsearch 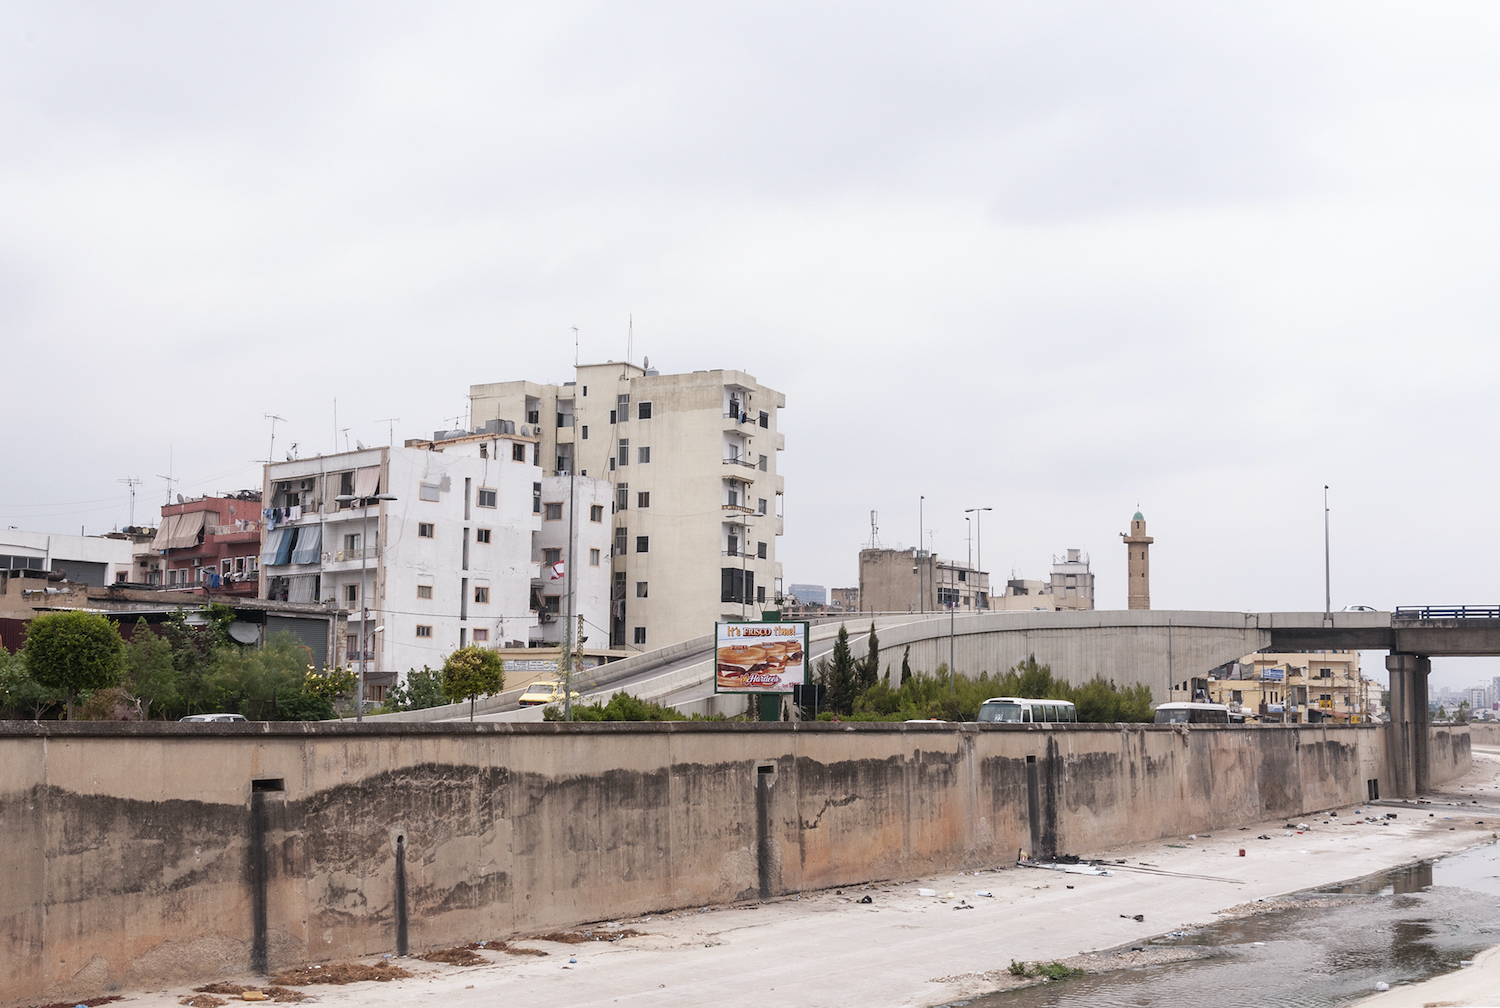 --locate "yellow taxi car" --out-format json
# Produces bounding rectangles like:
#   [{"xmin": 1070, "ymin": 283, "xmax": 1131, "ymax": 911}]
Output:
[{"xmin": 516, "ymin": 680, "xmax": 583, "ymax": 707}]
